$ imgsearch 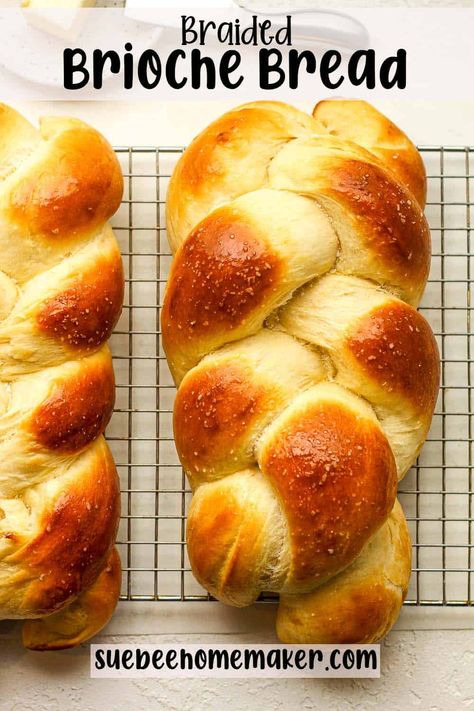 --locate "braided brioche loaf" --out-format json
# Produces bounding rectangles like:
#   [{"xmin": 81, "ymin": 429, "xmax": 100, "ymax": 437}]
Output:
[
  {"xmin": 162, "ymin": 99, "xmax": 440, "ymax": 643},
  {"xmin": 0, "ymin": 104, "xmax": 124, "ymax": 650}
]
